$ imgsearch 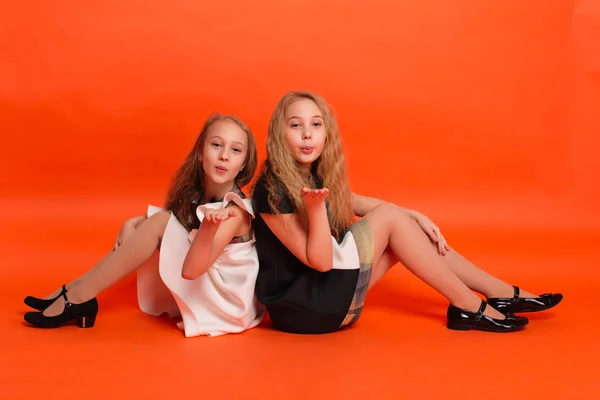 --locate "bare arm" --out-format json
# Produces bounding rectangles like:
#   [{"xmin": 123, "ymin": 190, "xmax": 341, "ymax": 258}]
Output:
[
  {"xmin": 261, "ymin": 200, "xmax": 333, "ymax": 272},
  {"xmin": 181, "ymin": 206, "xmax": 250, "ymax": 280},
  {"xmin": 351, "ymin": 192, "xmax": 417, "ymax": 218}
]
